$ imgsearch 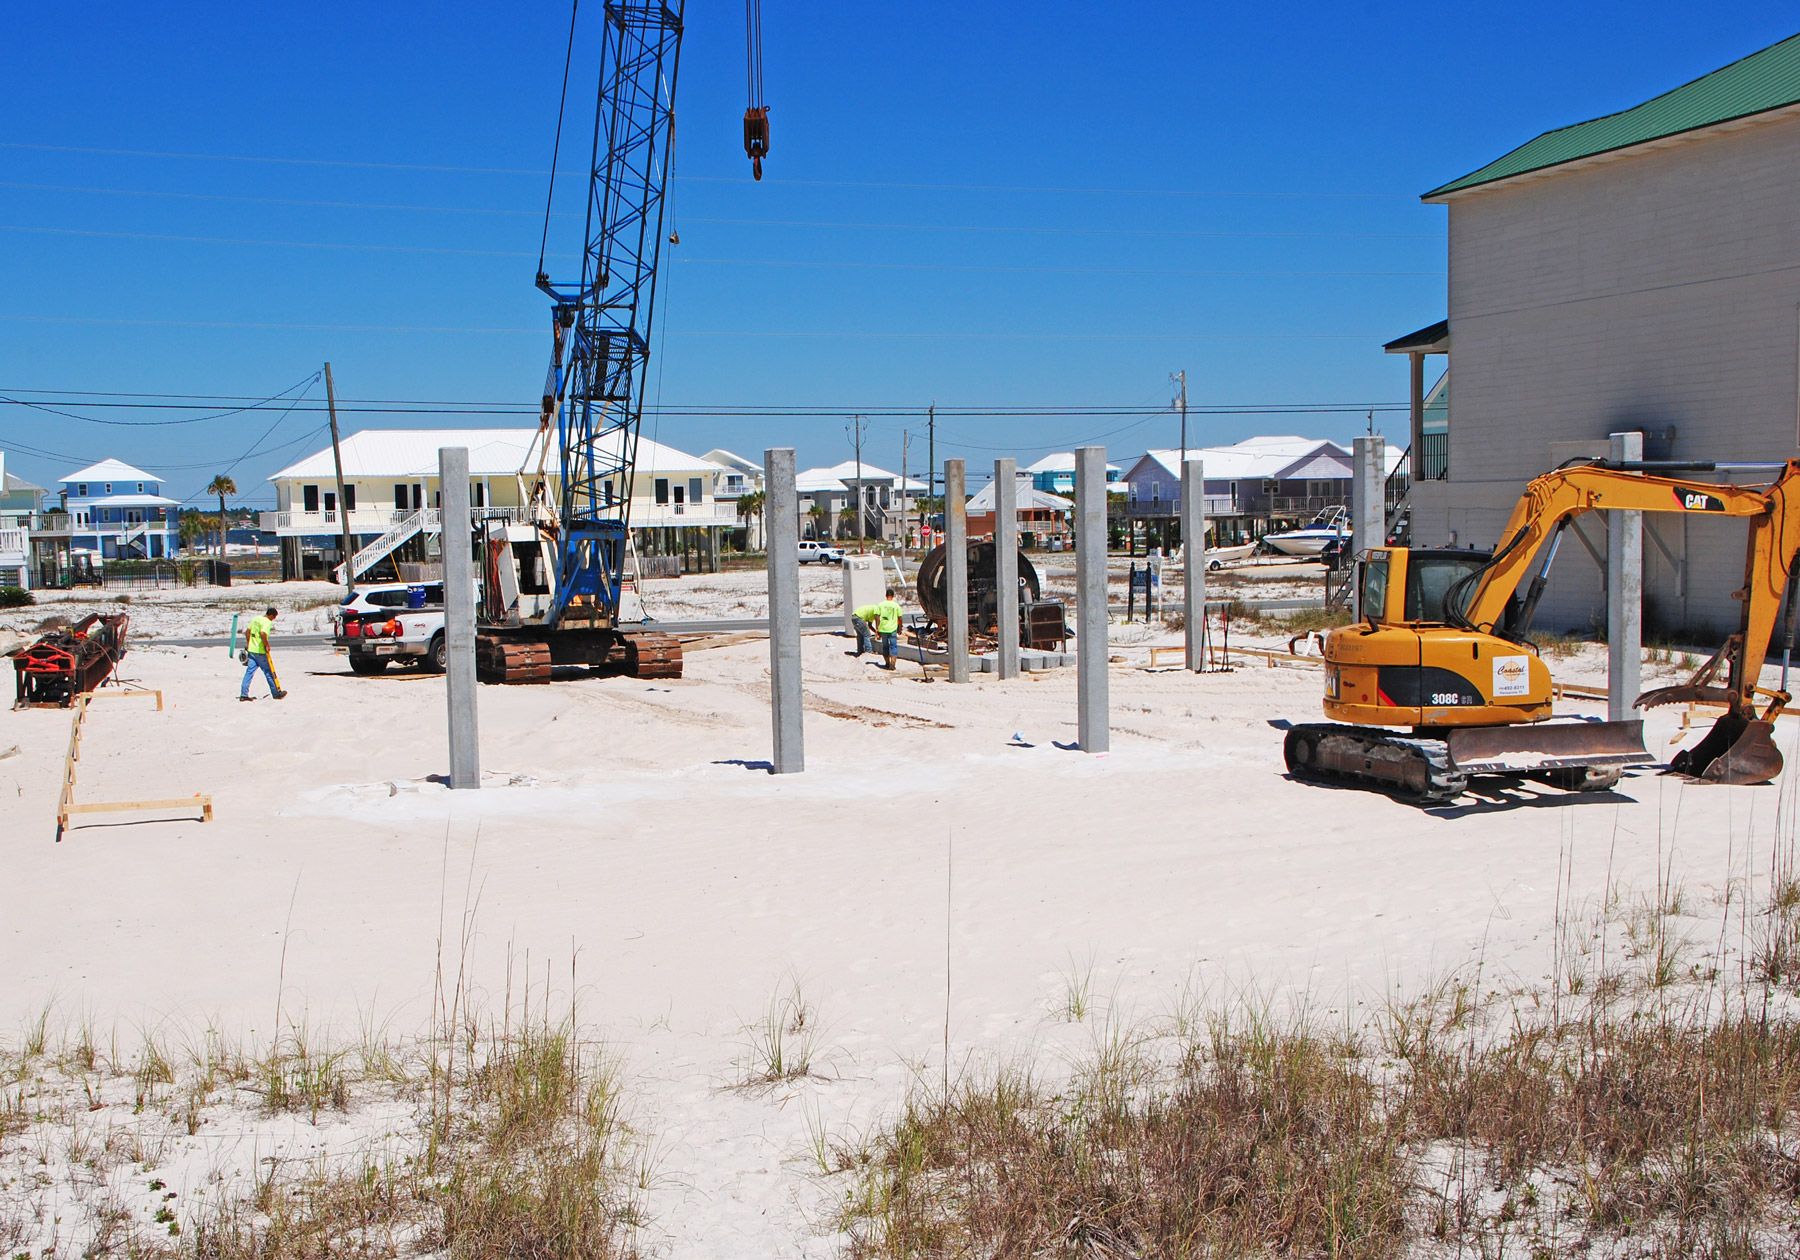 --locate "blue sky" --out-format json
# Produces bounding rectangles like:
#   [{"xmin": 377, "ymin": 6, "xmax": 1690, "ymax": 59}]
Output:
[{"xmin": 3, "ymin": 2, "xmax": 1796, "ymax": 507}]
